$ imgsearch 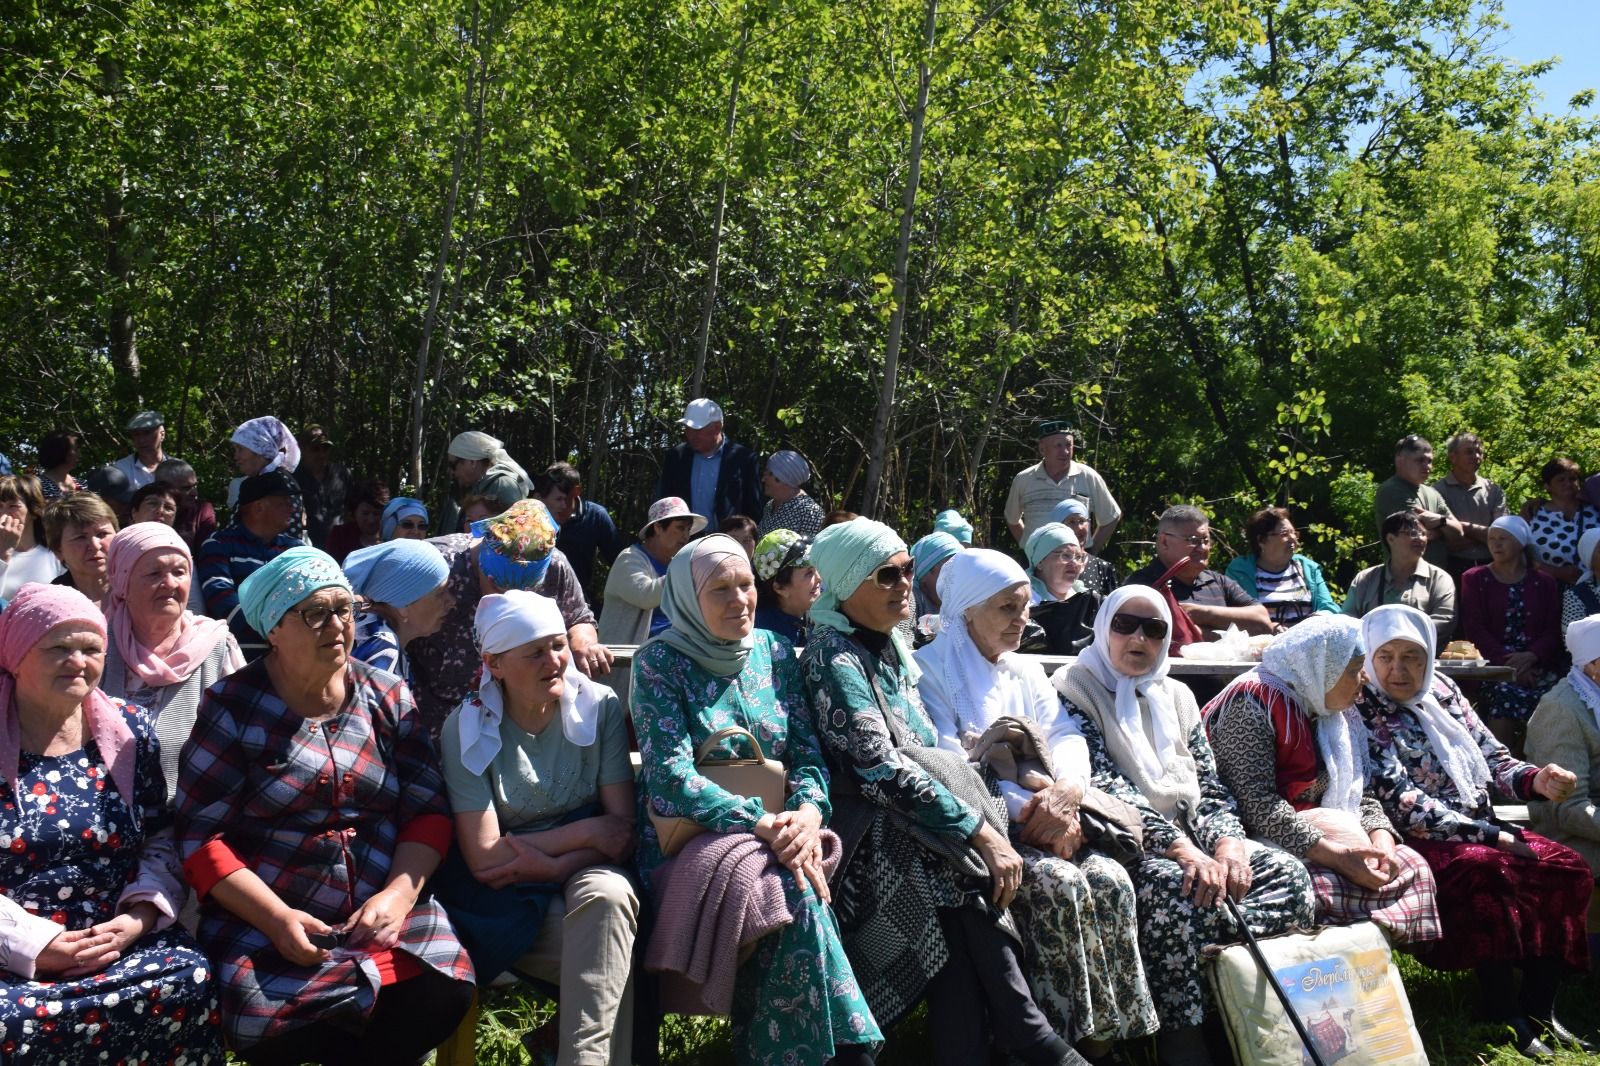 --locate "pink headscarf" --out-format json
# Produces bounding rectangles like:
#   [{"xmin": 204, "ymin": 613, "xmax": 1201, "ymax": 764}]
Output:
[
  {"xmin": 0, "ymin": 583, "xmax": 136, "ymax": 805},
  {"xmin": 105, "ymin": 523, "xmax": 233, "ymax": 689}
]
